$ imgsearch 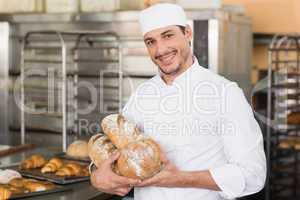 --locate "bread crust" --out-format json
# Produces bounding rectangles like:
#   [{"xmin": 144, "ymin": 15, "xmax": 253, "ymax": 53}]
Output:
[
  {"xmin": 117, "ymin": 137, "xmax": 162, "ymax": 179},
  {"xmin": 88, "ymin": 134, "xmax": 116, "ymax": 168},
  {"xmin": 88, "ymin": 114, "xmax": 162, "ymax": 179},
  {"xmin": 41, "ymin": 158, "xmax": 64, "ymax": 174},
  {"xmin": 55, "ymin": 163, "xmax": 83, "ymax": 177},
  {"xmin": 66, "ymin": 140, "xmax": 89, "ymax": 158},
  {"xmin": 20, "ymin": 155, "xmax": 47, "ymax": 170},
  {"xmin": 101, "ymin": 114, "xmax": 141, "ymax": 149},
  {"xmin": 0, "ymin": 185, "xmax": 12, "ymax": 200}
]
